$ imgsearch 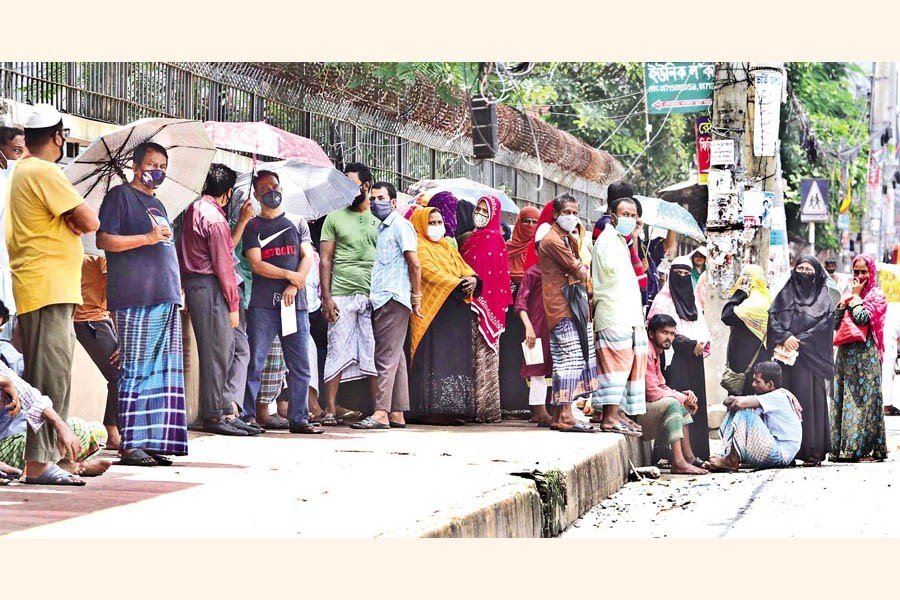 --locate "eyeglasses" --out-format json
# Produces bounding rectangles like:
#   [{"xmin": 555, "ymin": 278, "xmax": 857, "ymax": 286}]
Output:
[{"xmin": 61, "ymin": 127, "xmax": 70, "ymax": 140}]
